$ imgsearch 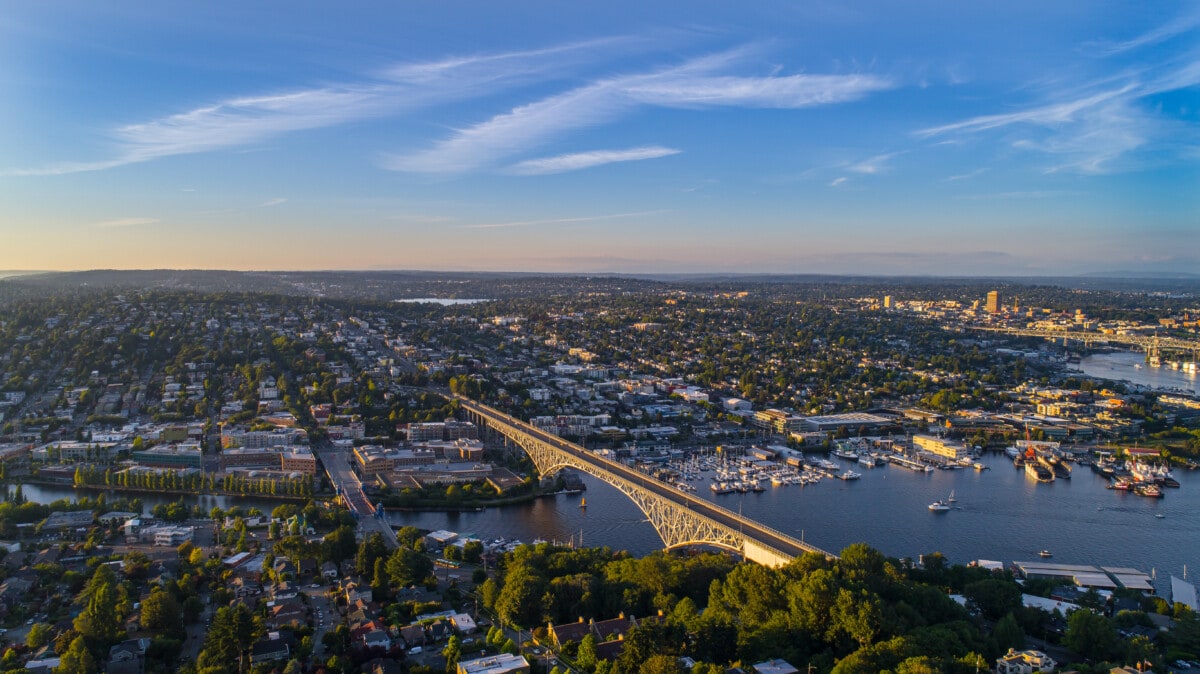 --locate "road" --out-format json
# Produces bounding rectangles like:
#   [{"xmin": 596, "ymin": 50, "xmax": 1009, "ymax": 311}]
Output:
[
  {"xmin": 315, "ymin": 440, "xmax": 398, "ymax": 549},
  {"xmin": 454, "ymin": 397, "xmax": 832, "ymax": 561}
]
